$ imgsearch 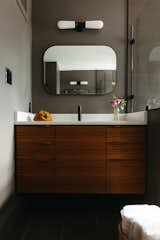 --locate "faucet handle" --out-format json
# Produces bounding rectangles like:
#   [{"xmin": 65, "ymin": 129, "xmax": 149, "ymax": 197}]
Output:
[
  {"xmin": 78, "ymin": 105, "xmax": 82, "ymax": 121},
  {"xmin": 78, "ymin": 105, "xmax": 82, "ymax": 111}
]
